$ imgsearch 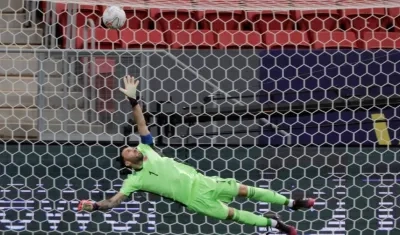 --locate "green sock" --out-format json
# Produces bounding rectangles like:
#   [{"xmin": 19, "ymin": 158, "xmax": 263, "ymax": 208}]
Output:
[
  {"xmin": 232, "ymin": 209, "xmax": 272, "ymax": 227},
  {"xmin": 247, "ymin": 186, "xmax": 289, "ymax": 205}
]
